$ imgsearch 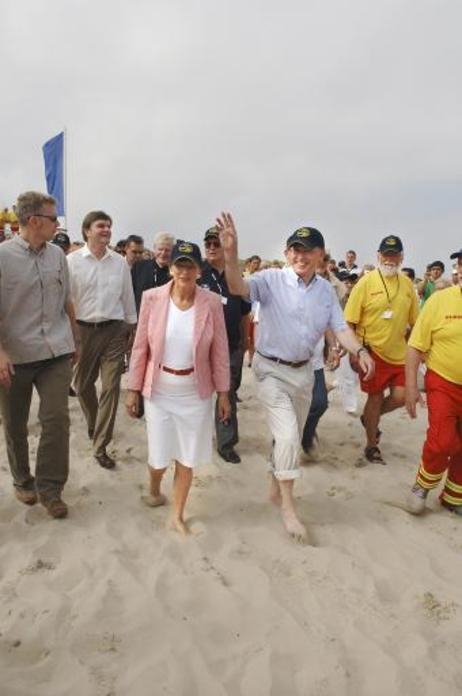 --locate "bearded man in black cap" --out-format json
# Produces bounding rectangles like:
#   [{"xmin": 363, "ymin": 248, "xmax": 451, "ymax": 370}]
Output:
[{"xmin": 344, "ymin": 235, "xmax": 419, "ymax": 465}]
